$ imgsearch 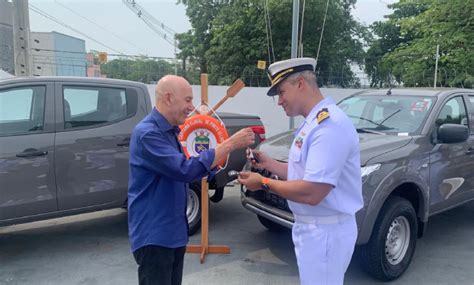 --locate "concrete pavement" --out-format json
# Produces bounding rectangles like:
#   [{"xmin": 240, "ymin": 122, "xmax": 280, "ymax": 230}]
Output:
[{"xmin": 1, "ymin": 186, "xmax": 473, "ymax": 285}]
